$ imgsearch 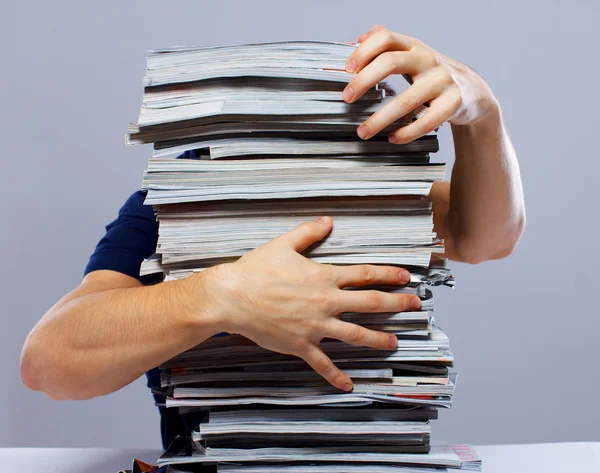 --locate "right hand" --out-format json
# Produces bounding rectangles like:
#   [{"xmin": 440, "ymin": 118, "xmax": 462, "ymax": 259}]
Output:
[{"xmin": 204, "ymin": 216, "xmax": 421, "ymax": 391}]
